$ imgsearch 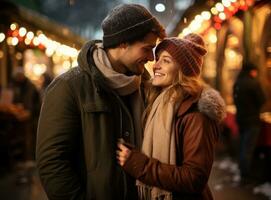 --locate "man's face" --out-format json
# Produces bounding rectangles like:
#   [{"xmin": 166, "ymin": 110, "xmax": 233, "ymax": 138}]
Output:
[{"xmin": 120, "ymin": 32, "xmax": 158, "ymax": 75}]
